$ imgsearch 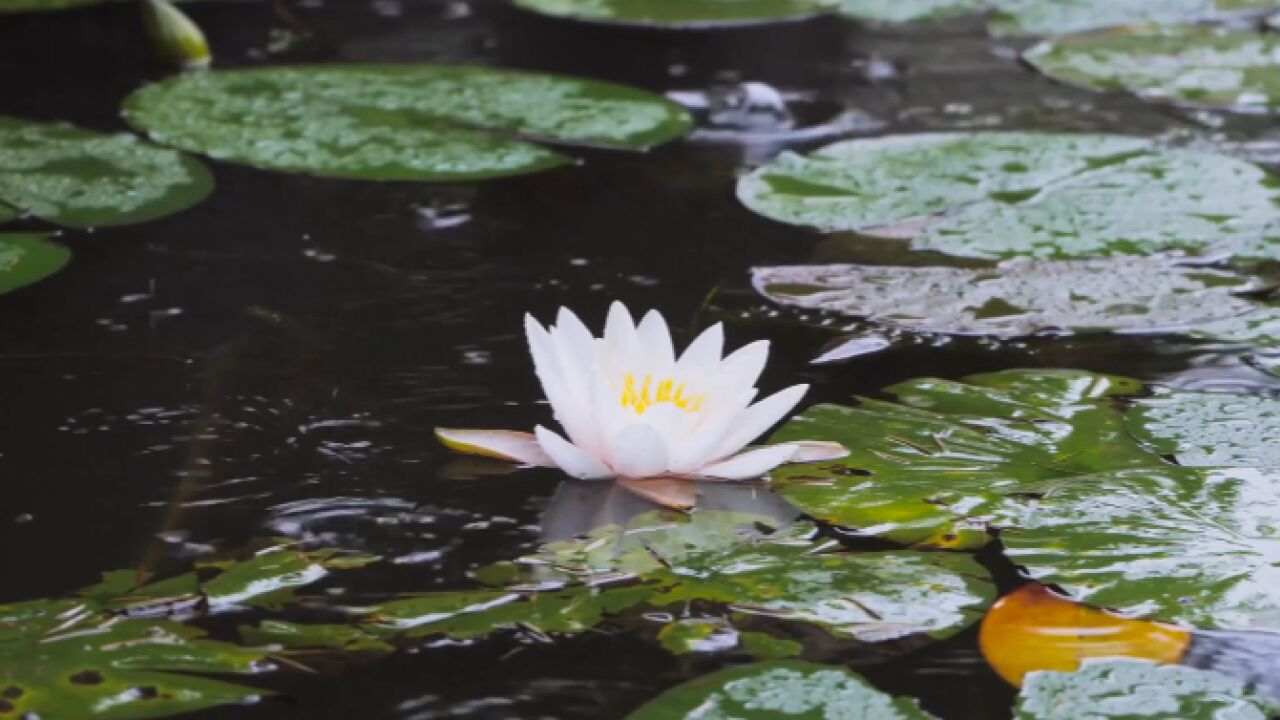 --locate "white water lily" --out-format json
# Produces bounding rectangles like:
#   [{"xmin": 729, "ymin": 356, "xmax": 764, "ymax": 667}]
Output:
[{"xmin": 437, "ymin": 302, "xmax": 845, "ymax": 481}]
